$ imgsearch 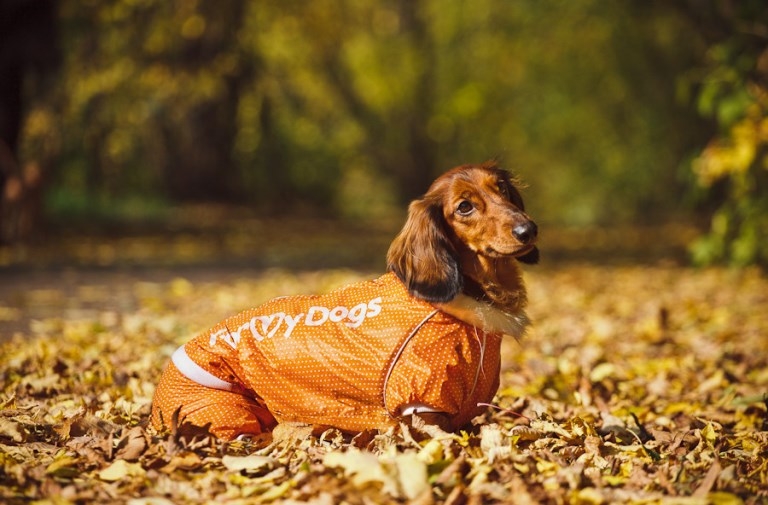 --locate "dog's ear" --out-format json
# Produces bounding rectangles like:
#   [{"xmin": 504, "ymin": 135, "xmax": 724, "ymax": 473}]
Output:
[
  {"xmin": 516, "ymin": 246, "xmax": 540, "ymax": 265},
  {"xmin": 387, "ymin": 199, "xmax": 463, "ymax": 303}
]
